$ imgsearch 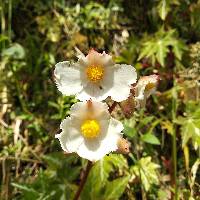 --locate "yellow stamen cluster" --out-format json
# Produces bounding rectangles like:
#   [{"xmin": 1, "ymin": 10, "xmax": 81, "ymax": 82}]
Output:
[
  {"xmin": 146, "ymin": 82, "xmax": 155, "ymax": 91},
  {"xmin": 81, "ymin": 119, "xmax": 100, "ymax": 138},
  {"xmin": 86, "ymin": 65, "xmax": 104, "ymax": 82}
]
